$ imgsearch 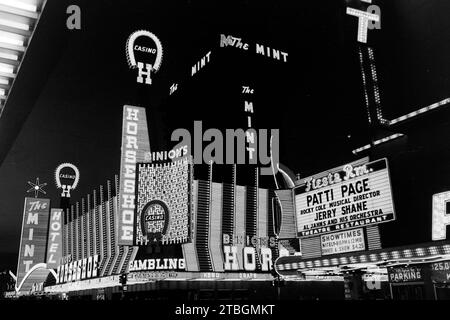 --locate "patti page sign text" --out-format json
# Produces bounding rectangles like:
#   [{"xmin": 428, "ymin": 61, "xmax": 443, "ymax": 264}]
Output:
[{"xmin": 295, "ymin": 158, "xmax": 395, "ymax": 237}]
